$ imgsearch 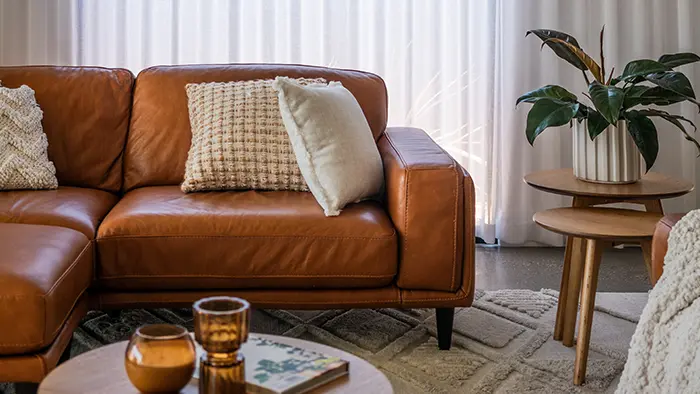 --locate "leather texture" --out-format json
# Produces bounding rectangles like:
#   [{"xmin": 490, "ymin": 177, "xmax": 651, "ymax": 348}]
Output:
[
  {"xmin": 0, "ymin": 65, "xmax": 477, "ymax": 384},
  {"xmin": 379, "ymin": 127, "xmax": 473, "ymax": 292},
  {"xmin": 0, "ymin": 296, "xmax": 88, "ymax": 383},
  {"xmin": 651, "ymin": 213, "xmax": 685, "ymax": 285},
  {"xmin": 0, "ymin": 186, "xmax": 119, "ymax": 239},
  {"xmin": 93, "ymin": 284, "xmax": 475, "ymax": 310},
  {"xmin": 96, "ymin": 186, "xmax": 397, "ymax": 290},
  {"xmin": 0, "ymin": 223, "xmax": 91, "ymax": 355},
  {"xmin": 0, "ymin": 66, "xmax": 134, "ymax": 193},
  {"xmin": 124, "ymin": 64, "xmax": 388, "ymax": 191}
]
